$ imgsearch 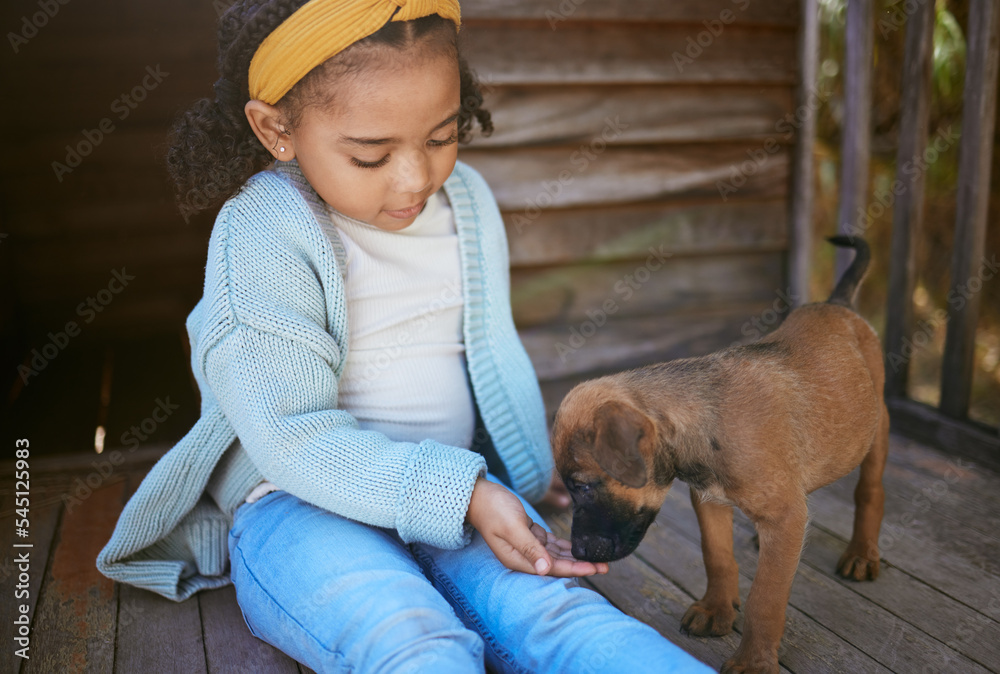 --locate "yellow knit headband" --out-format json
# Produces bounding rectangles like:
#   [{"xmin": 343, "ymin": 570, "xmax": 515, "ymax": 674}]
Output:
[{"xmin": 248, "ymin": 0, "xmax": 461, "ymax": 104}]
